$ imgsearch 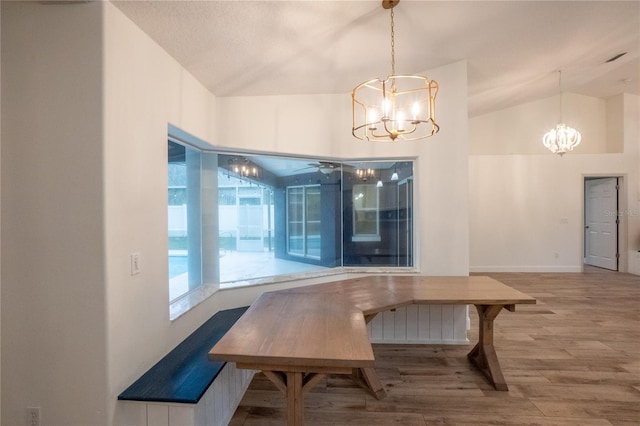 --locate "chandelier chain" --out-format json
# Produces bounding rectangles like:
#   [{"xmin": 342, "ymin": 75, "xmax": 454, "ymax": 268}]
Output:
[
  {"xmin": 558, "ymin": 69, "xmax": 563, "ymax": 122},
  {"xmin": 390, "ymin": 8, "xmax": 396, "ymax": 76}
]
